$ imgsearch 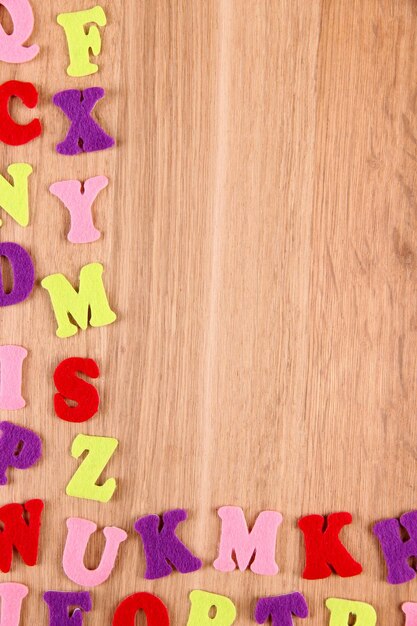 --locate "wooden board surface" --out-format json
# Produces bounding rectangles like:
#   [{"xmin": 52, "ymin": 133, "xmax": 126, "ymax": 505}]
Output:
[{"xmin": 1, "ymin": 0, "xmax": 417, "ymax": 623}]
